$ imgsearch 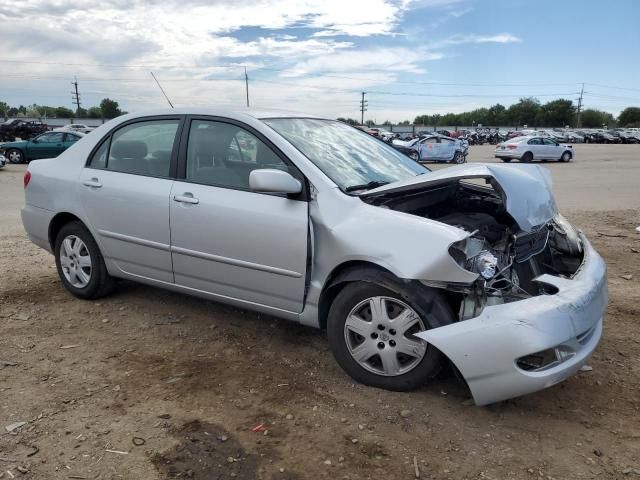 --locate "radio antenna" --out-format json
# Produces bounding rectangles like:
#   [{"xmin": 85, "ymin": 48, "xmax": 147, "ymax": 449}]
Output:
[{"xmin": 150, "ymin": 71, "xmax": 174, "ymax": 108}]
